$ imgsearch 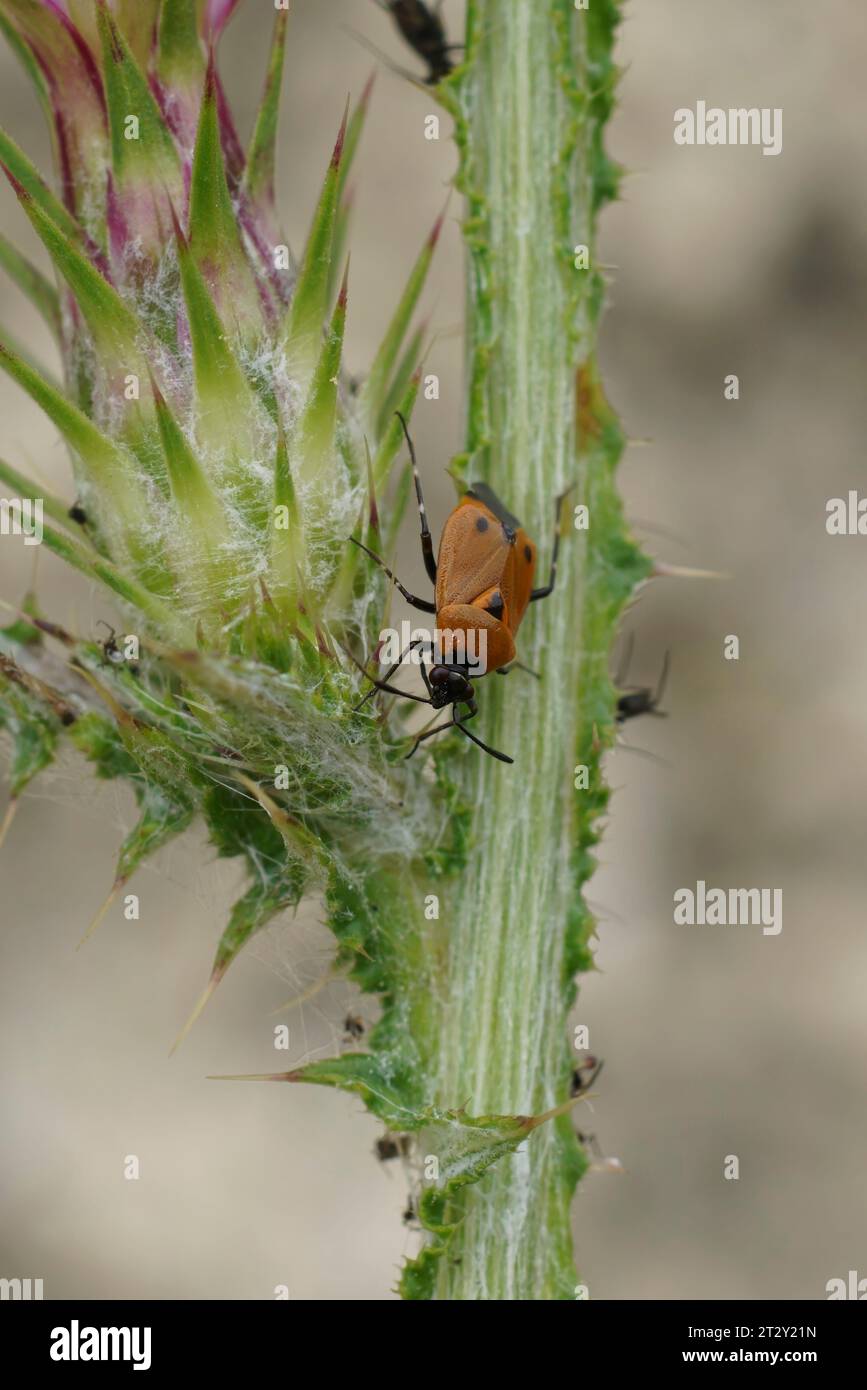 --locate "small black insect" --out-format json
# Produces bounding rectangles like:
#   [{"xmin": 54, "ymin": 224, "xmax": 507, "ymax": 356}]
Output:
[
  {"xmin": 615, "ymin": 644, "xmax": 670, "ymax": 725},
  {"xmin": 96, "ymin": 620, "xmax": 123, "ymax": 664},
  {"xmin": 570, "ymin": 1055, "xmax": 603, "ymax": 1098},
  {"xmin": 343, "ymin": 1013, "xmax": 365, "ymax": 1044},
  {"xmin": 68, "ymin": 502, "xmax": 87, "ymax": 525},
  {"xmin": 376, "ymin": 1133, "xmax": 412, "ymax": 1163},
  {"xmin": 378, "ymin": 0, "xmax": 456, "ymax": 85},
  {"xmin": 96, "ymin": 620, "xmax": 140, "ymax": 676},
  {"xmin": 402, "ymin": 1198, "xmax": 418, "ymax": 1226}
]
